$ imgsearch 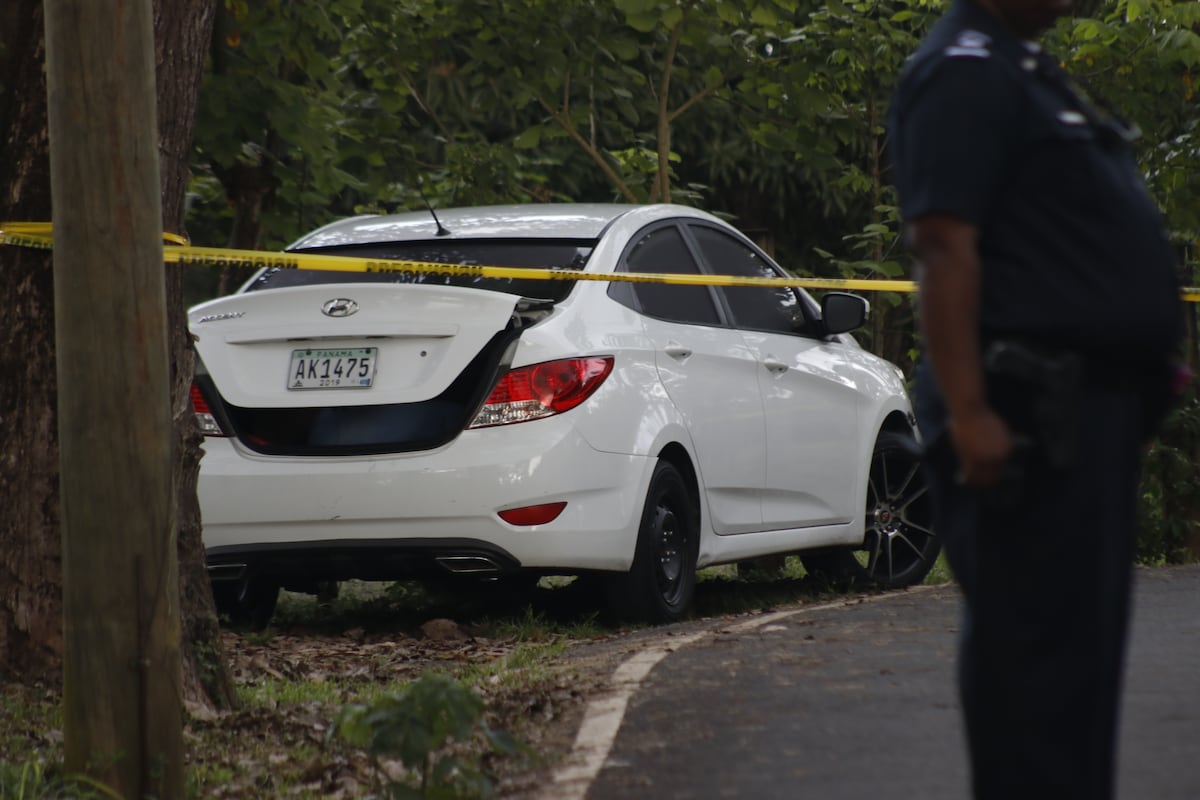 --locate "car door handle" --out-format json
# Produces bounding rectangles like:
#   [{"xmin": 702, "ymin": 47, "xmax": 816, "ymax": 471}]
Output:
[
  {"xmin": 763, "ymin": 357, "xmax": 789, "ymax": 374},
  {"xmin": 663, "ymin": 342, "xmax": 693, "ymax": 360}
]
